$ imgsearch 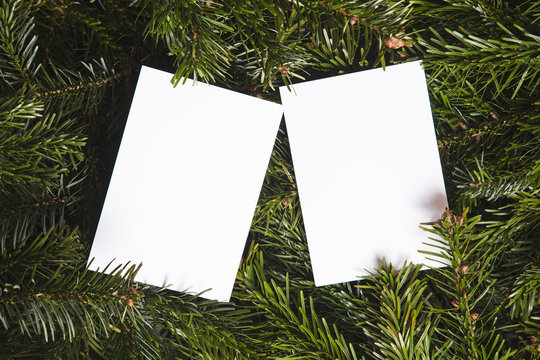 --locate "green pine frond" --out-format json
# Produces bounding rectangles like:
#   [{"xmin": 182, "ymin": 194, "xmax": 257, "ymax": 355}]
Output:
[
  {"xmin": 0, "ymin": 0, "xmax": 40, "ymax": 93},
  {"xmin": 0, "ymin": 110, "xmax": 86, "ymax": 190},
  {"xmin": 148, "ymin": 291, "xmax": 254, "ymax": 360},
  {"xmin": 0, "ymin": 261, "xmax": 142, "ymax": 344},
  {"xmin": 356, "ymin": 263, "xmax": 443, "ymax": 360},
  {"xmin": 421, "ymin": 210, "xmax": 517, "ymax": 359},
  {"xmin": 507, "ymin": 266, "xmax": 540, "ymax": 321},
  {"xmin": 238, "ymin": 251, "xmax": 359, "ymax": 359},
  {"xmin": 0, "ymin": 225, "xmax": 83, "ymax": 287}
]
